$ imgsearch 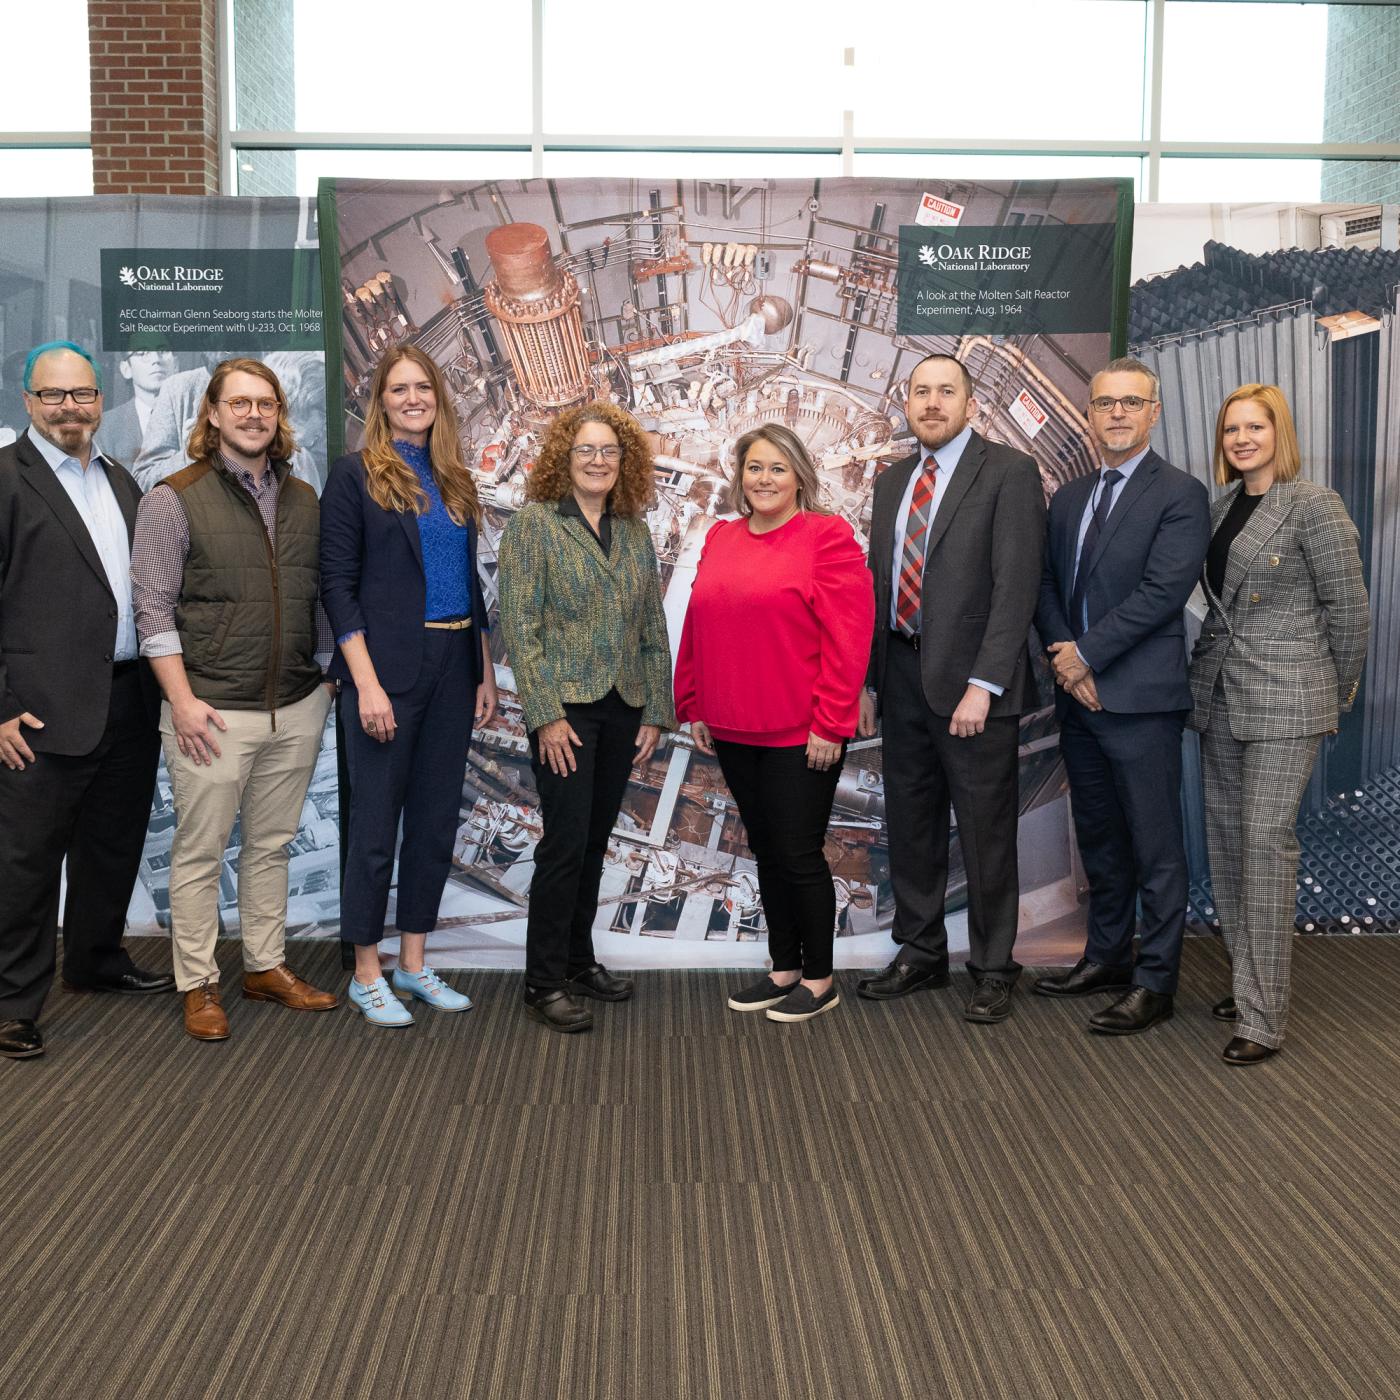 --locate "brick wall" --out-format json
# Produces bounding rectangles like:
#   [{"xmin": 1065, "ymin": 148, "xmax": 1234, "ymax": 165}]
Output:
[
  {"xmin": 1322, "ymin": 7, "xmax": 1400, "ymax": 204},
  {"xmin": 89, "ymin": 0, "xmax": 220, "ymax": 195}
]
